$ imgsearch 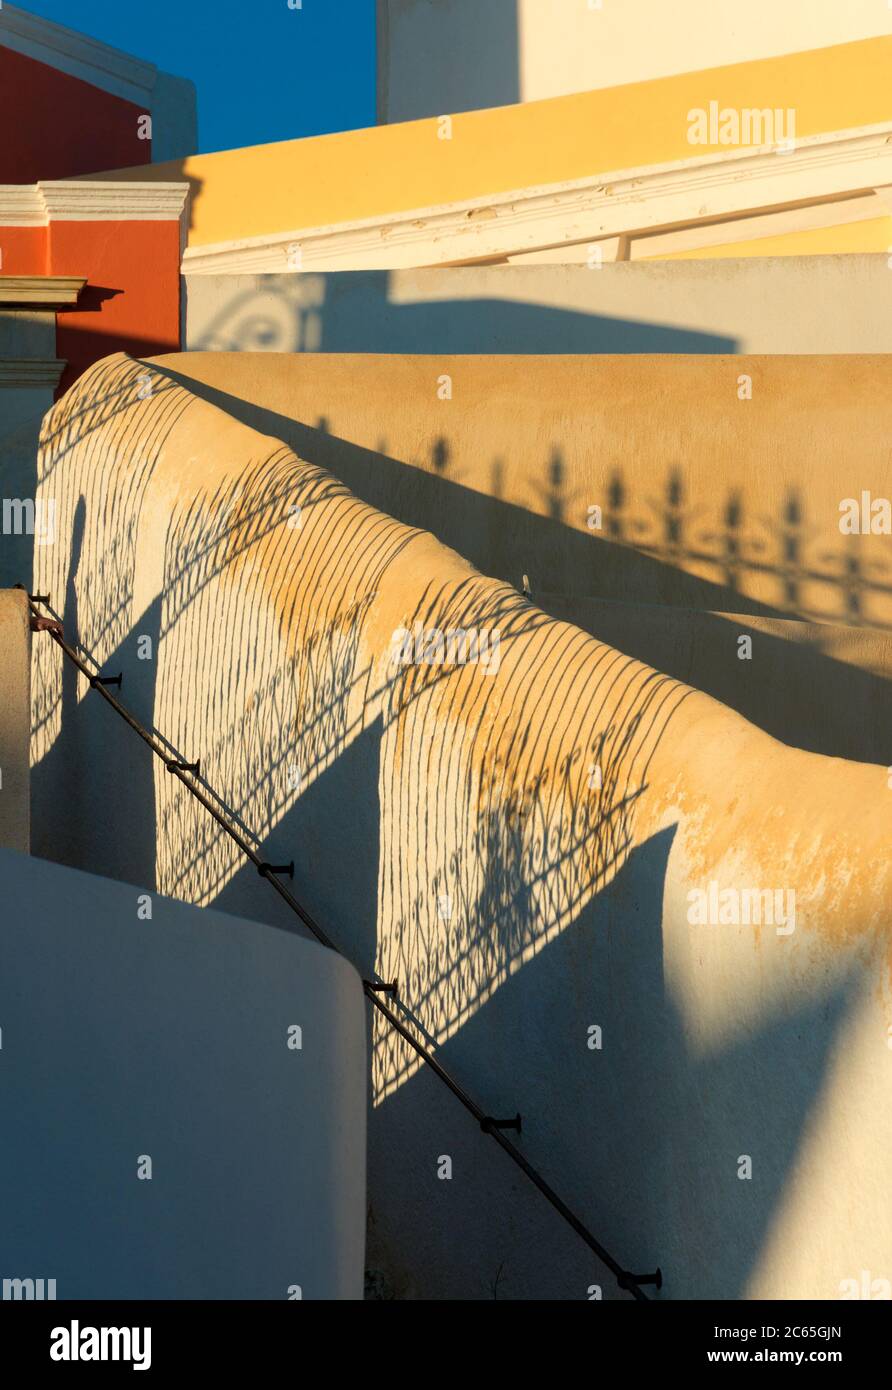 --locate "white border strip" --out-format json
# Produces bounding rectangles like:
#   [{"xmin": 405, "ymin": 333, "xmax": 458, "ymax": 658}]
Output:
[{"xmin": 0, "ymin": 2, "xmax": 156, "ymax": 101}]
